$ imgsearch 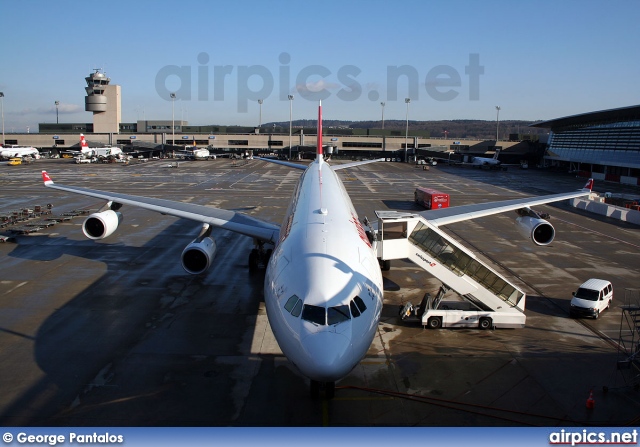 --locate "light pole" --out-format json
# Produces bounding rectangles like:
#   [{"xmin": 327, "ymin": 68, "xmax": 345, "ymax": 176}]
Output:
[
  {"xmin": 495, "ymin": 105, "xmax": 501, "ymax": 142},
  {"xmin": 288, "ymin": 94, "xmax": 294, "ymax": 159},
  {"xmin": 0, "ymin": 92, "xmax": 4, "ymax": 146},
  {"xmin": 55, "ymin": 100, "xmax": 59, "ymax": 124},
  {"xmin": 404, "ymin": 98, "xmax": 411, "ymax": 162},
  {"xmin": 380, "ymin": 102, "xmax": 385, "ymax": 129},
  {"xmin": 258, "ymin": 99, "xmax": 263, "ymax": 128},
  {"xmin": 170, "ymin": 93, "xmax": 176, "ymax": 145}
]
